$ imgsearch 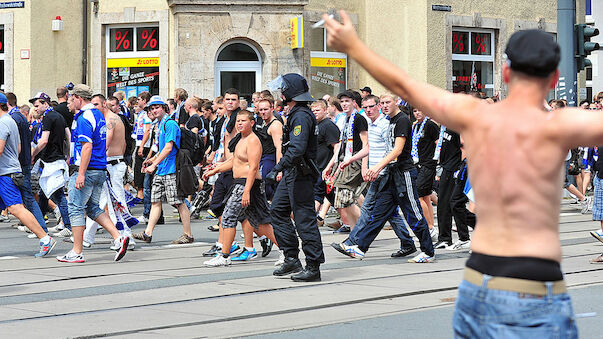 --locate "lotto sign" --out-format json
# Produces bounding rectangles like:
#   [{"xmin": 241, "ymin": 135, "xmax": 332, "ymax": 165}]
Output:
[
  {"xmin": 290, "ymin": 16, "xmax": 303, "ymax": 49},
  {"xmin": 310, "ymin": 57, "xmax": 346, "ymax": 68},
  {"xmin": 107, "ymin": 58, "xmax": 159, "ymax": 68}
]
